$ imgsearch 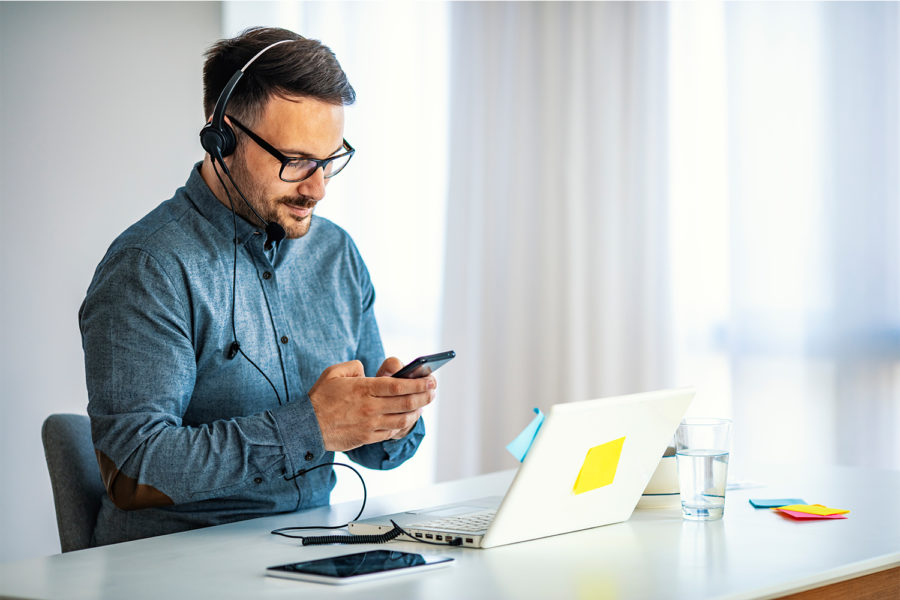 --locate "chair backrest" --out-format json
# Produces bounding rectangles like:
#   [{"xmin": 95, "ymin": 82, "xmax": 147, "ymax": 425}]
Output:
[{"xmin": 41, "ymin": 414, "xmax": 106, "ymax": 552}]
